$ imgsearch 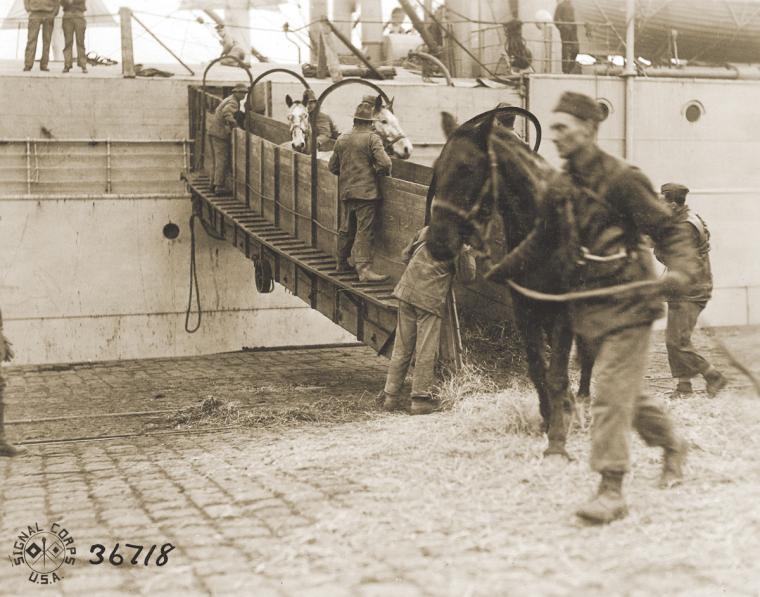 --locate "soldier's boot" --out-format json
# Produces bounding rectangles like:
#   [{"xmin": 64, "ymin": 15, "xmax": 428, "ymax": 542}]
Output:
[
  {"xmin": 410, "ymin": 395, "xmax": 441, "ymax": 416},
  {"xmin": 669, "ymin": 380, "xmax": 693, "ymax": 399},
  {"xmin": 660, "ymin": 436, "xmax": 688, "ymax": 489},
  {"xmin": 357, "ymin": 264, "xmax": 388, "ymax": 283},
  {"xmin": 377, "ymin": 390, "xmax": 401, "ymax": 412},
  {"xmin": 336, "ymin": 258, "xmax": 352, "ymax": 273},
  {"xmin": 703, "ymin": 368, "xmax": 727, "ymax": 398},
  {"xmin": 575, "ymin": 472, "xmax": 628, "ymax": 524}
]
